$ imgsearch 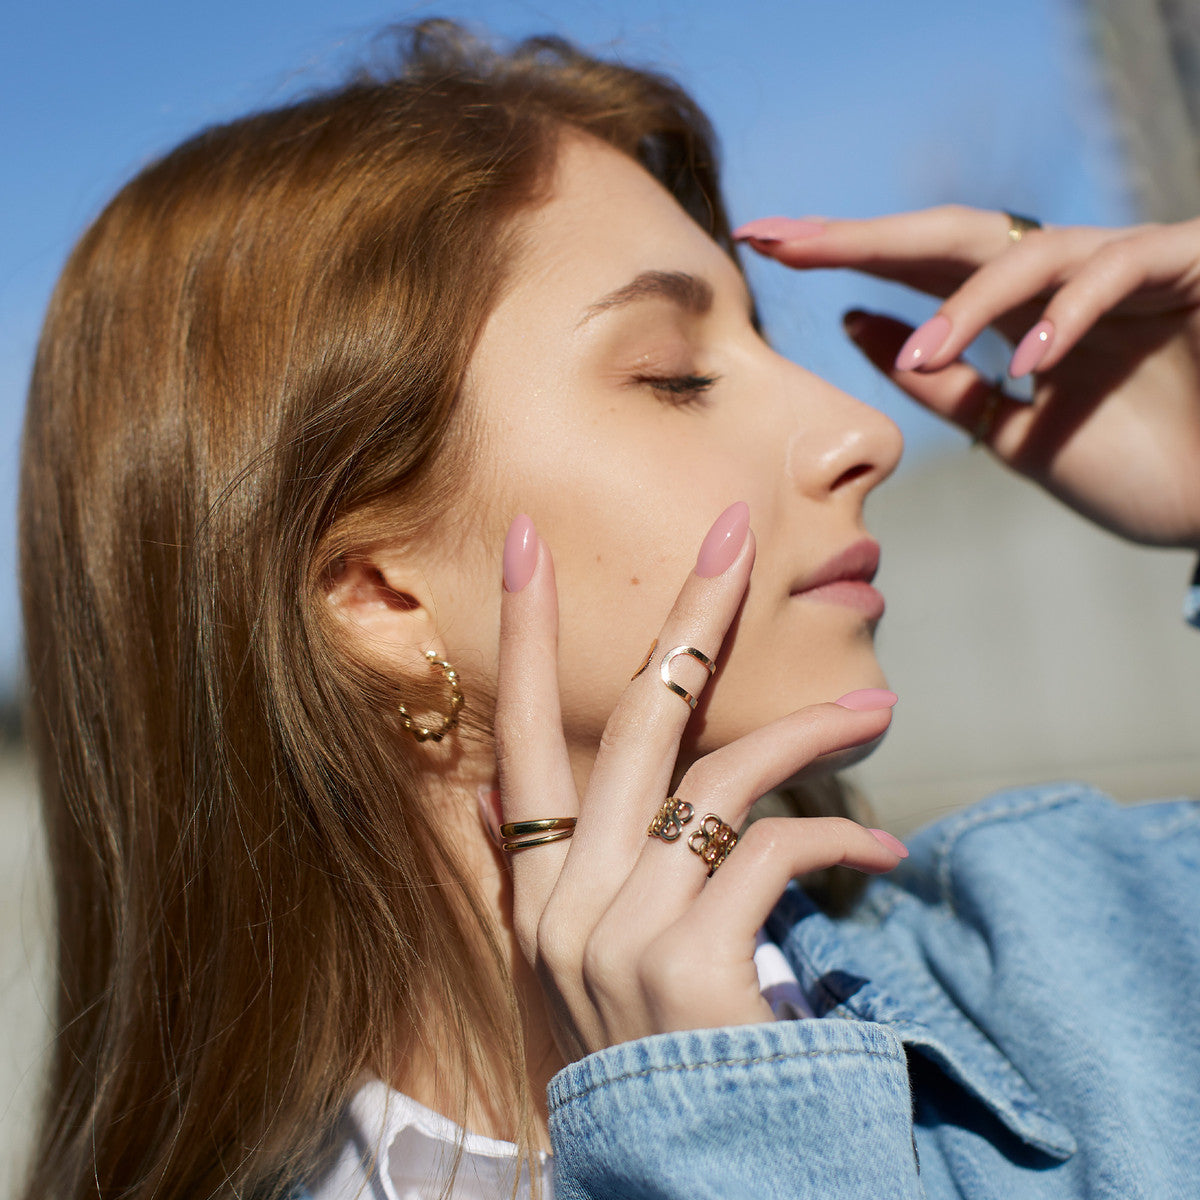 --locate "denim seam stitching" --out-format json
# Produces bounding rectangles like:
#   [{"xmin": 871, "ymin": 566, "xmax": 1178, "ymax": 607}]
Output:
[
  {"xmin": 933, "ymin": 784, "xmax": 1095, "ymax": 910},
  {"xmin": 558, "ymin": 1047, "xmax": 903, "ymax": 1103}
]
